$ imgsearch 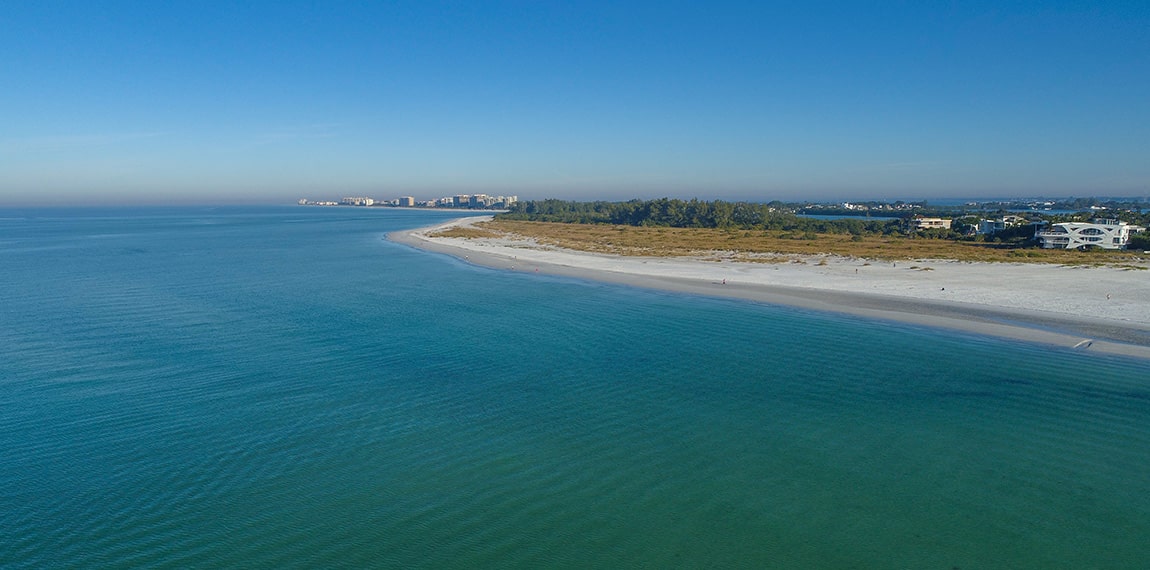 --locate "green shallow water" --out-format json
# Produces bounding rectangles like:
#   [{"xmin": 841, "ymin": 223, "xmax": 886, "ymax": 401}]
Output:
[{"xmin": 2, "ymin": 206, "xmax": 1148, "ymax": 568}]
